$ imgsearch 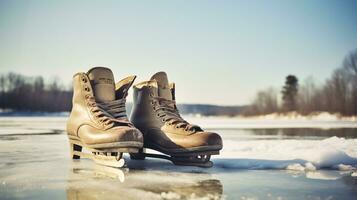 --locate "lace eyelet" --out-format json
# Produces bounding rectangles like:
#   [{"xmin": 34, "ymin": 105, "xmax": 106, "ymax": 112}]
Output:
[
  {"xmin": 149, "ymin": 93, "xmax": 154, "ymax": 97},
  {"xmin": 82, "ymin": 77, "xmax": 87, "ymax": 83},
  {"xmin": 161, "ymin": 119, "xmax": 165, "ymax": 122},
  {"xmin": 84, "ymin": 87, "xmax": 90, "ymax": 92},
  {"xmin": 85, "ymin": 94, "xmax": 90, "ymax": 99},
  {"xmin": 157, "ymin": 113, "xmax": 160, "ymax": 117},
  {"xmin": 175, "ymin": 125, "xmax": 179, "ymax": 129},
  {"xmin": 151, "ymin": 101, "xmax": 154, "ymax": 105}
]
